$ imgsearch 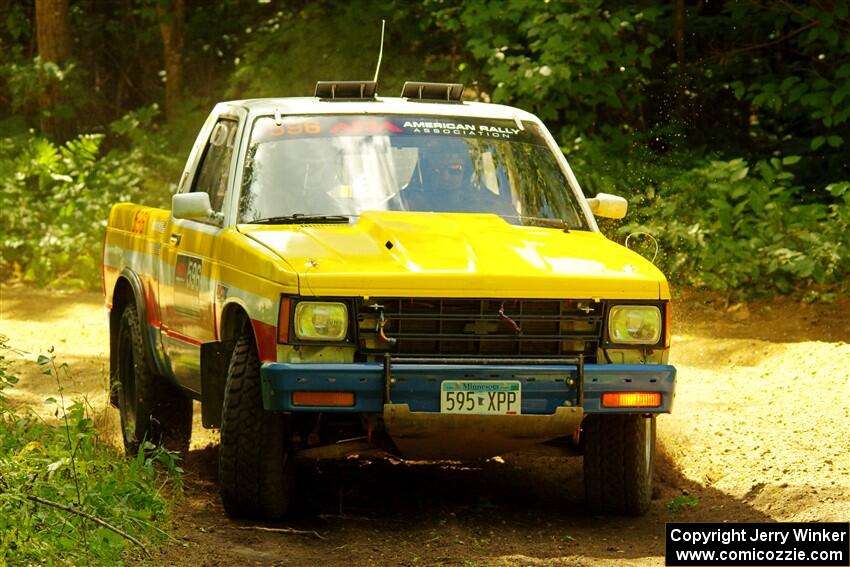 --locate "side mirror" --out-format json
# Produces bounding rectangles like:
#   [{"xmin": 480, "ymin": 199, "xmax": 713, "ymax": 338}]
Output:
[
  {"xmin": 172, "ymin": 192, "xmax": 223, "ymax": 225},
  {"xmin": 587, "ymin": 192, "xmax": 628, "ymax": 219}
]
